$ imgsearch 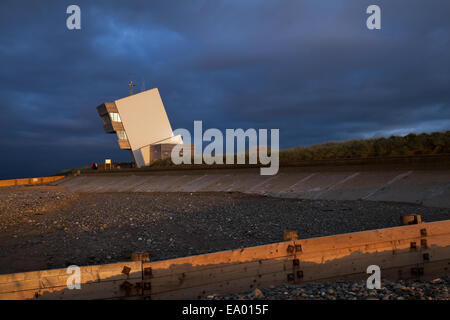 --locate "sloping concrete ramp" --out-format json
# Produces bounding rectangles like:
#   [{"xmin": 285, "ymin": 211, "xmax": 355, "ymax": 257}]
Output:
[{"xmin": 56, "ymin": 167, "xmax": 450, "ymax": 208}]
